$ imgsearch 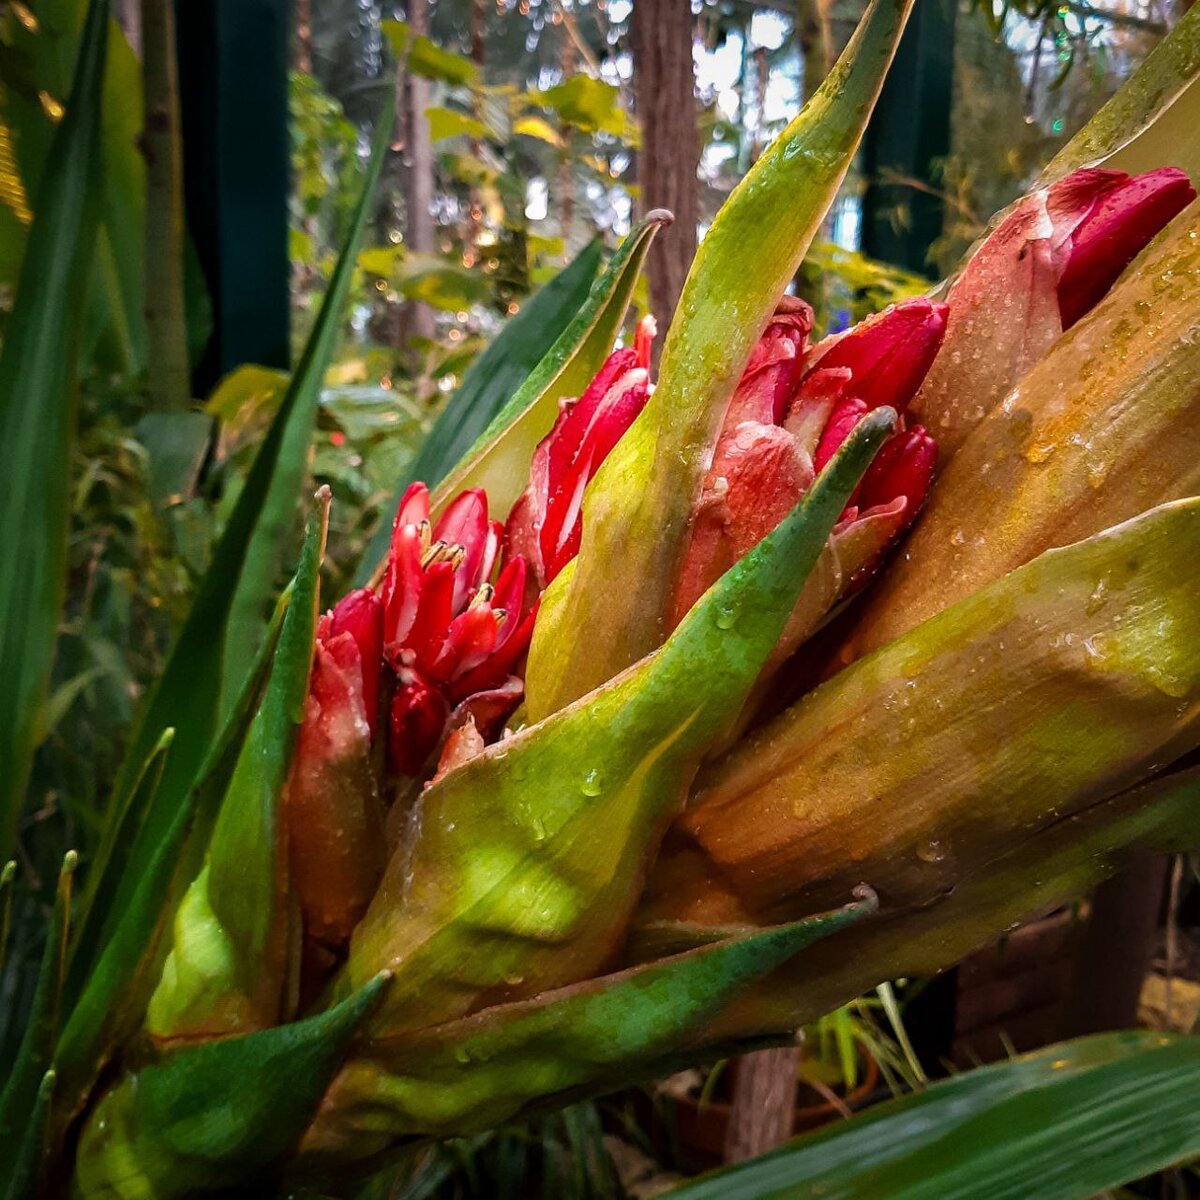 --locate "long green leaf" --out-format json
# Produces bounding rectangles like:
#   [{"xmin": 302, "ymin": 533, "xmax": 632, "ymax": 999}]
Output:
[
  {"xmin": 221, "ymin": 111, "xmax": 392, "ymax": 715},
  {"xmin": 525, "ymin": 0, "xmax": 915, "ymax": 719},
  {"xmin": 0, "ymin": 0, "xmax": 107, "ymax": 863},
  {"xmin": 0, "ymin": 0, "xmax": 147, "ymax": 372},
  {"xmin": 2, "ymin": 1070, "xmax": 55, "ymax": 1200},
  {"xmin": 95, "ymin": 103, "xmax": 389, "ymax": 933},
  {"xmin": 73, "ymin": 974, "xmax": 391, "ymax": 1200},
  {"xmin": 345, "ymin": 414, "xmax": 893, "ymax": 1036},
  {"xmin": 354, "ymin": 239, "xmax": 603, "ymax": 584},
  {"xmin": 0, "ymin": 854, "xmax": 75, "ymax": 1181},
  {"xmin": 145, "ymin": 498, "xmax": 325, "ymax": 1040},
  {"xmin": 668, "ymin": 1033, "xmax": 1200, "ymax": 1200},
  {"xmin": 301, "ymin": 898, "xmax": 875, "ymax": 1169}
]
